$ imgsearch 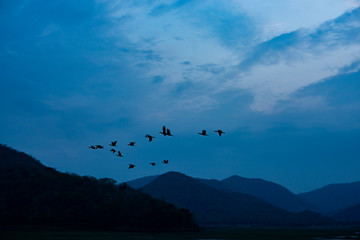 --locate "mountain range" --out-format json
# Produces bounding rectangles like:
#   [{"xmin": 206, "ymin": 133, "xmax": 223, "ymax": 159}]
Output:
[
  {"xmin": 139, "ymin": 171, "xmax": 330, "ymax": 226},
  {"xmin": 2, "ymin": 143, "xmax": 359, "ymax": 228},
  {"xmin": 298, "ymin": 181, "xmax": 360, "ymax": 214},
  {"xmin": 198, "ymin": 175, "xmax": 315, "ymax": 212},
  {"xmin": 127, "ymin": 174, "xmax": 319, "ymax": 213},
  {"xmin": 128, "ymin": 172, "xmax": 360, "ymax": 224}
]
